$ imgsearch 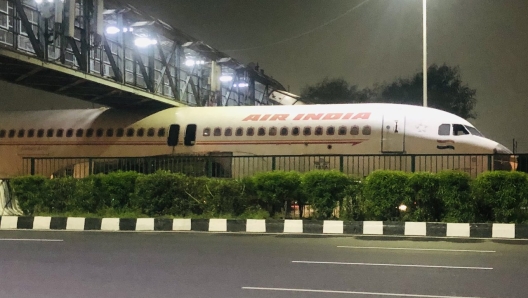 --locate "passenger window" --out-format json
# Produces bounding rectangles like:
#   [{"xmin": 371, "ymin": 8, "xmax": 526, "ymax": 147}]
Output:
[
  {"xmin": 126, "ymin": 128, "xmax": 134, "ymax": 137},
  {"xmin": 350, "ymin": 125, "xmax": 359, "ymax": 135},
  {"xmin": 303, "ymin": 127, "xmax": 311, "ymax": 136},
  {"xmin": 235, "ymin": 127, "xmax": 243, "ymax": 136},
  {"xmin": 338, "ymin": 126, "xmax": 347, "ymax": 135},
  {"xmin": 0, "ymin": 130, "xmax": 5, "ymax": 138},
  {"xmin": 315, "ymin": 126, "xmax": 323, "ymax": 136},
  {"xmin": 17, "ymin": 129, "xmax": 25, "ymax": 138},
  {"xmin": 137, "ymin": 128, "xmax": 144, "ymax": 137},
  {"xmin": 438, "ymin": 124, "xmax": 450, "ymax": 136},
  {"xmin": 8, "ymin": 129, "xmax": 15, "ymax": 138},
  {"xmin": 46, "ymin": 129, "xmax": 54, "ymax": 137},
  {"xmin": 362, "ymin": 125, "xmax": 371, "ymax": 135},
  {"xmin": 225, "ymin": 128, "xmax": 233, "ymax": 136},
  {"xmin": 453, "ymin": 124, "xmax": 469, "ymax": 136},
  {"xmin": 106, "ymin": 129, "xmax": 114, "ymax": 137},
  {"xmin": 76, "ymin": 129, "xmax": 84, "ymax": 137},
  {"xmin": 147, "ymin": 128, "xmax": 155, "ymax": 137},
  {"xmin": 280, "ymin": 127, "xmax": 288, "ymax": 136},
  {"xmin": 247, "ymin": 127, "xmax": 254, "ymax": 136},
  {"xmin": 27, "ymin": 129, "xmax": 35, "ymax": 138},
  {"xmin": 257, "ymin": 127, "xmax": 266, "ymax": 136},
  {"xmin": 86, "ymin": 129, "xmax": 94, "ymax": 138},
  {"xmin": 66, "ymin": 129, "xmax": 74, "ymax": 138},
  {"xmin": 96, "ymin": 129, "xmax": 104, "ymax": 137},
  {"xmin": 269, "ymin": 127, "xmax": 277, "ymax": 136},
  {"xmin": 157, "ymin": 128, "xmax": 165, "ymax": 137},
  {"xmin": 214, "ymin": 128, "xmax": 222, "ymax": 136},
  {"xmin": 292, "ymin": 127, "xmax": 300, "ymax": 136},
  {"xmin": 203, "ymin": 128, "xmax": 211, "ymax": 136},
  {"xmin": 326, "ymin": 126, "xmax": 335, "ymax": 135},
  {"xmin": 56, "ymin": 129, "xmax": 64, "ymax": 137},
  {"xmin": 37, "ymin": 129, "xmax": 44, "ymax": 138},
  {"xmin": 116, "ymin": 128, "xmax": 124, "ymax": 137}
]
